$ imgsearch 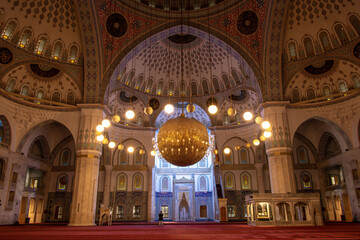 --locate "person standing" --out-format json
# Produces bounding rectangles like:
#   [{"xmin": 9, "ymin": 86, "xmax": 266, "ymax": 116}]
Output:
[{"xmin": 158, "ymin": 210, "xmax": 164, "ymax": 226}]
